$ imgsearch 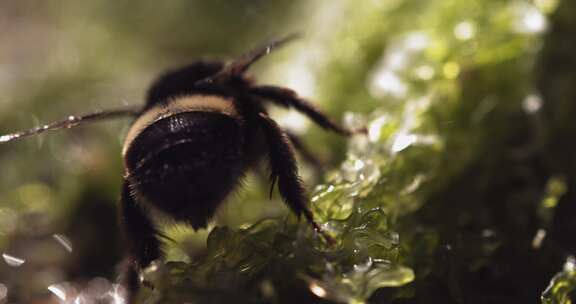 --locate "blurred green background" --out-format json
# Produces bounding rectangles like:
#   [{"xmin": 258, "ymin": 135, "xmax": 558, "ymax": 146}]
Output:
[{"xmin": 1, "ymin": 0, "xmax": 575, "ymax": 303}]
